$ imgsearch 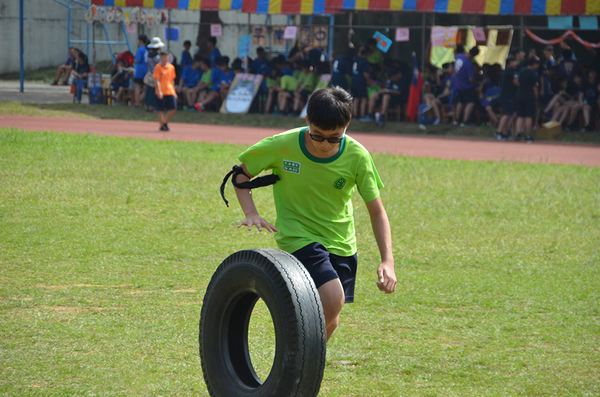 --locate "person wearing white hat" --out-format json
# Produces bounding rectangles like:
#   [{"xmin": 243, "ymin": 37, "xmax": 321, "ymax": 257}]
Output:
[{"xmin": 145, "ymin": 37, "xmax": 165, "ymax": 111}]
